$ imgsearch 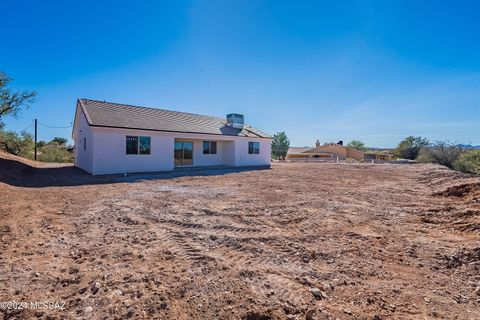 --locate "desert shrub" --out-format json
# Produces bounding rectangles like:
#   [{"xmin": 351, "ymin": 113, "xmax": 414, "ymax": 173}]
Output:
[
  {"xmin": 417, "ymin": 141, "xmax": 463, "ymax": 169},
  {"xmin": 454, "ymin": 150, "xmax": 480, "ymax": 175},
  {"xmin": 0, "ymin": 129, "xmax": 73, "ymax": 163},
  {"xmin": 0, "ymin": 130, "xmax": 34, "ymax": 157},
  {"xmin": 416, "ymin": 148, "xmax": 434, "ymax": 163},
  {"xmin": 394, "ymin": 136, "xmax": 429, "ymax": 160},
  {"xmin": 37, "ymin": 145, "xmax": 73, "ymax": 163}
]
